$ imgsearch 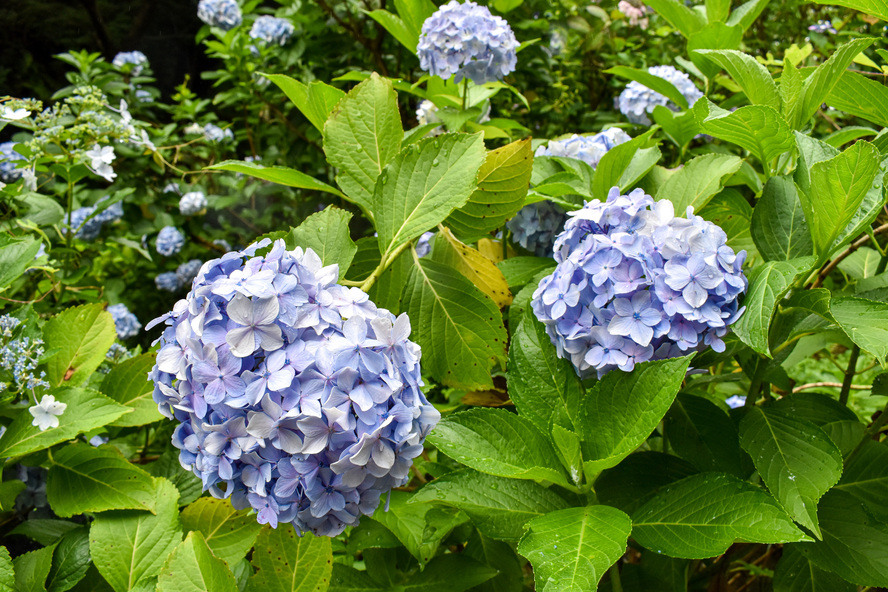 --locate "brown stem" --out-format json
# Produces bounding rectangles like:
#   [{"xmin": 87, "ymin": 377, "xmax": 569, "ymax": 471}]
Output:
[
  {"xmin": 811, "ymin": 223, "xmax": 888, "ymax": 289},
  {"xmin": 792, "ymin": 381, "xmax": 870, "ymax": 393}
]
